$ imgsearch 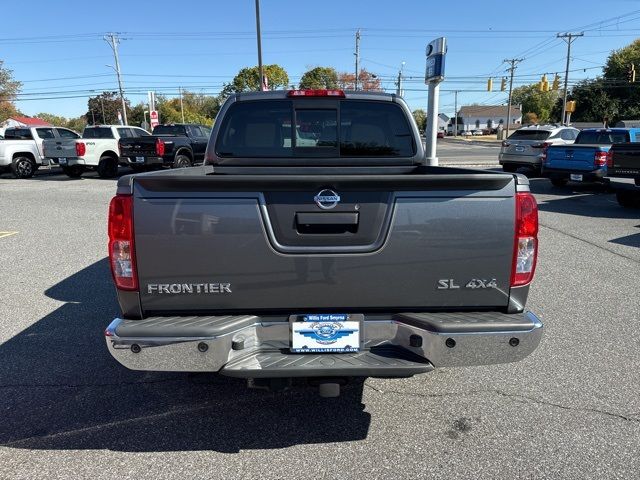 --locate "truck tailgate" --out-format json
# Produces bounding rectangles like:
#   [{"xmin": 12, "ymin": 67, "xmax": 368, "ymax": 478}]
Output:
[
  {"xmin": 131, "ymin": 173, "xmax": 517, "ymax": 313},
  {"xmin": 609, "ymin": 143, "xmax": 640, "ymax": 177},
  {"xmin": 546, "ymin": 145, "xmax": 598, "ymax": 171},
  {"xmin": 119, "ymin": 137, "xmax": 158, "ymax": 157},
  {"xmin": 43, "ymin": 139, "xmax": 77, "ymax": 158}
]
